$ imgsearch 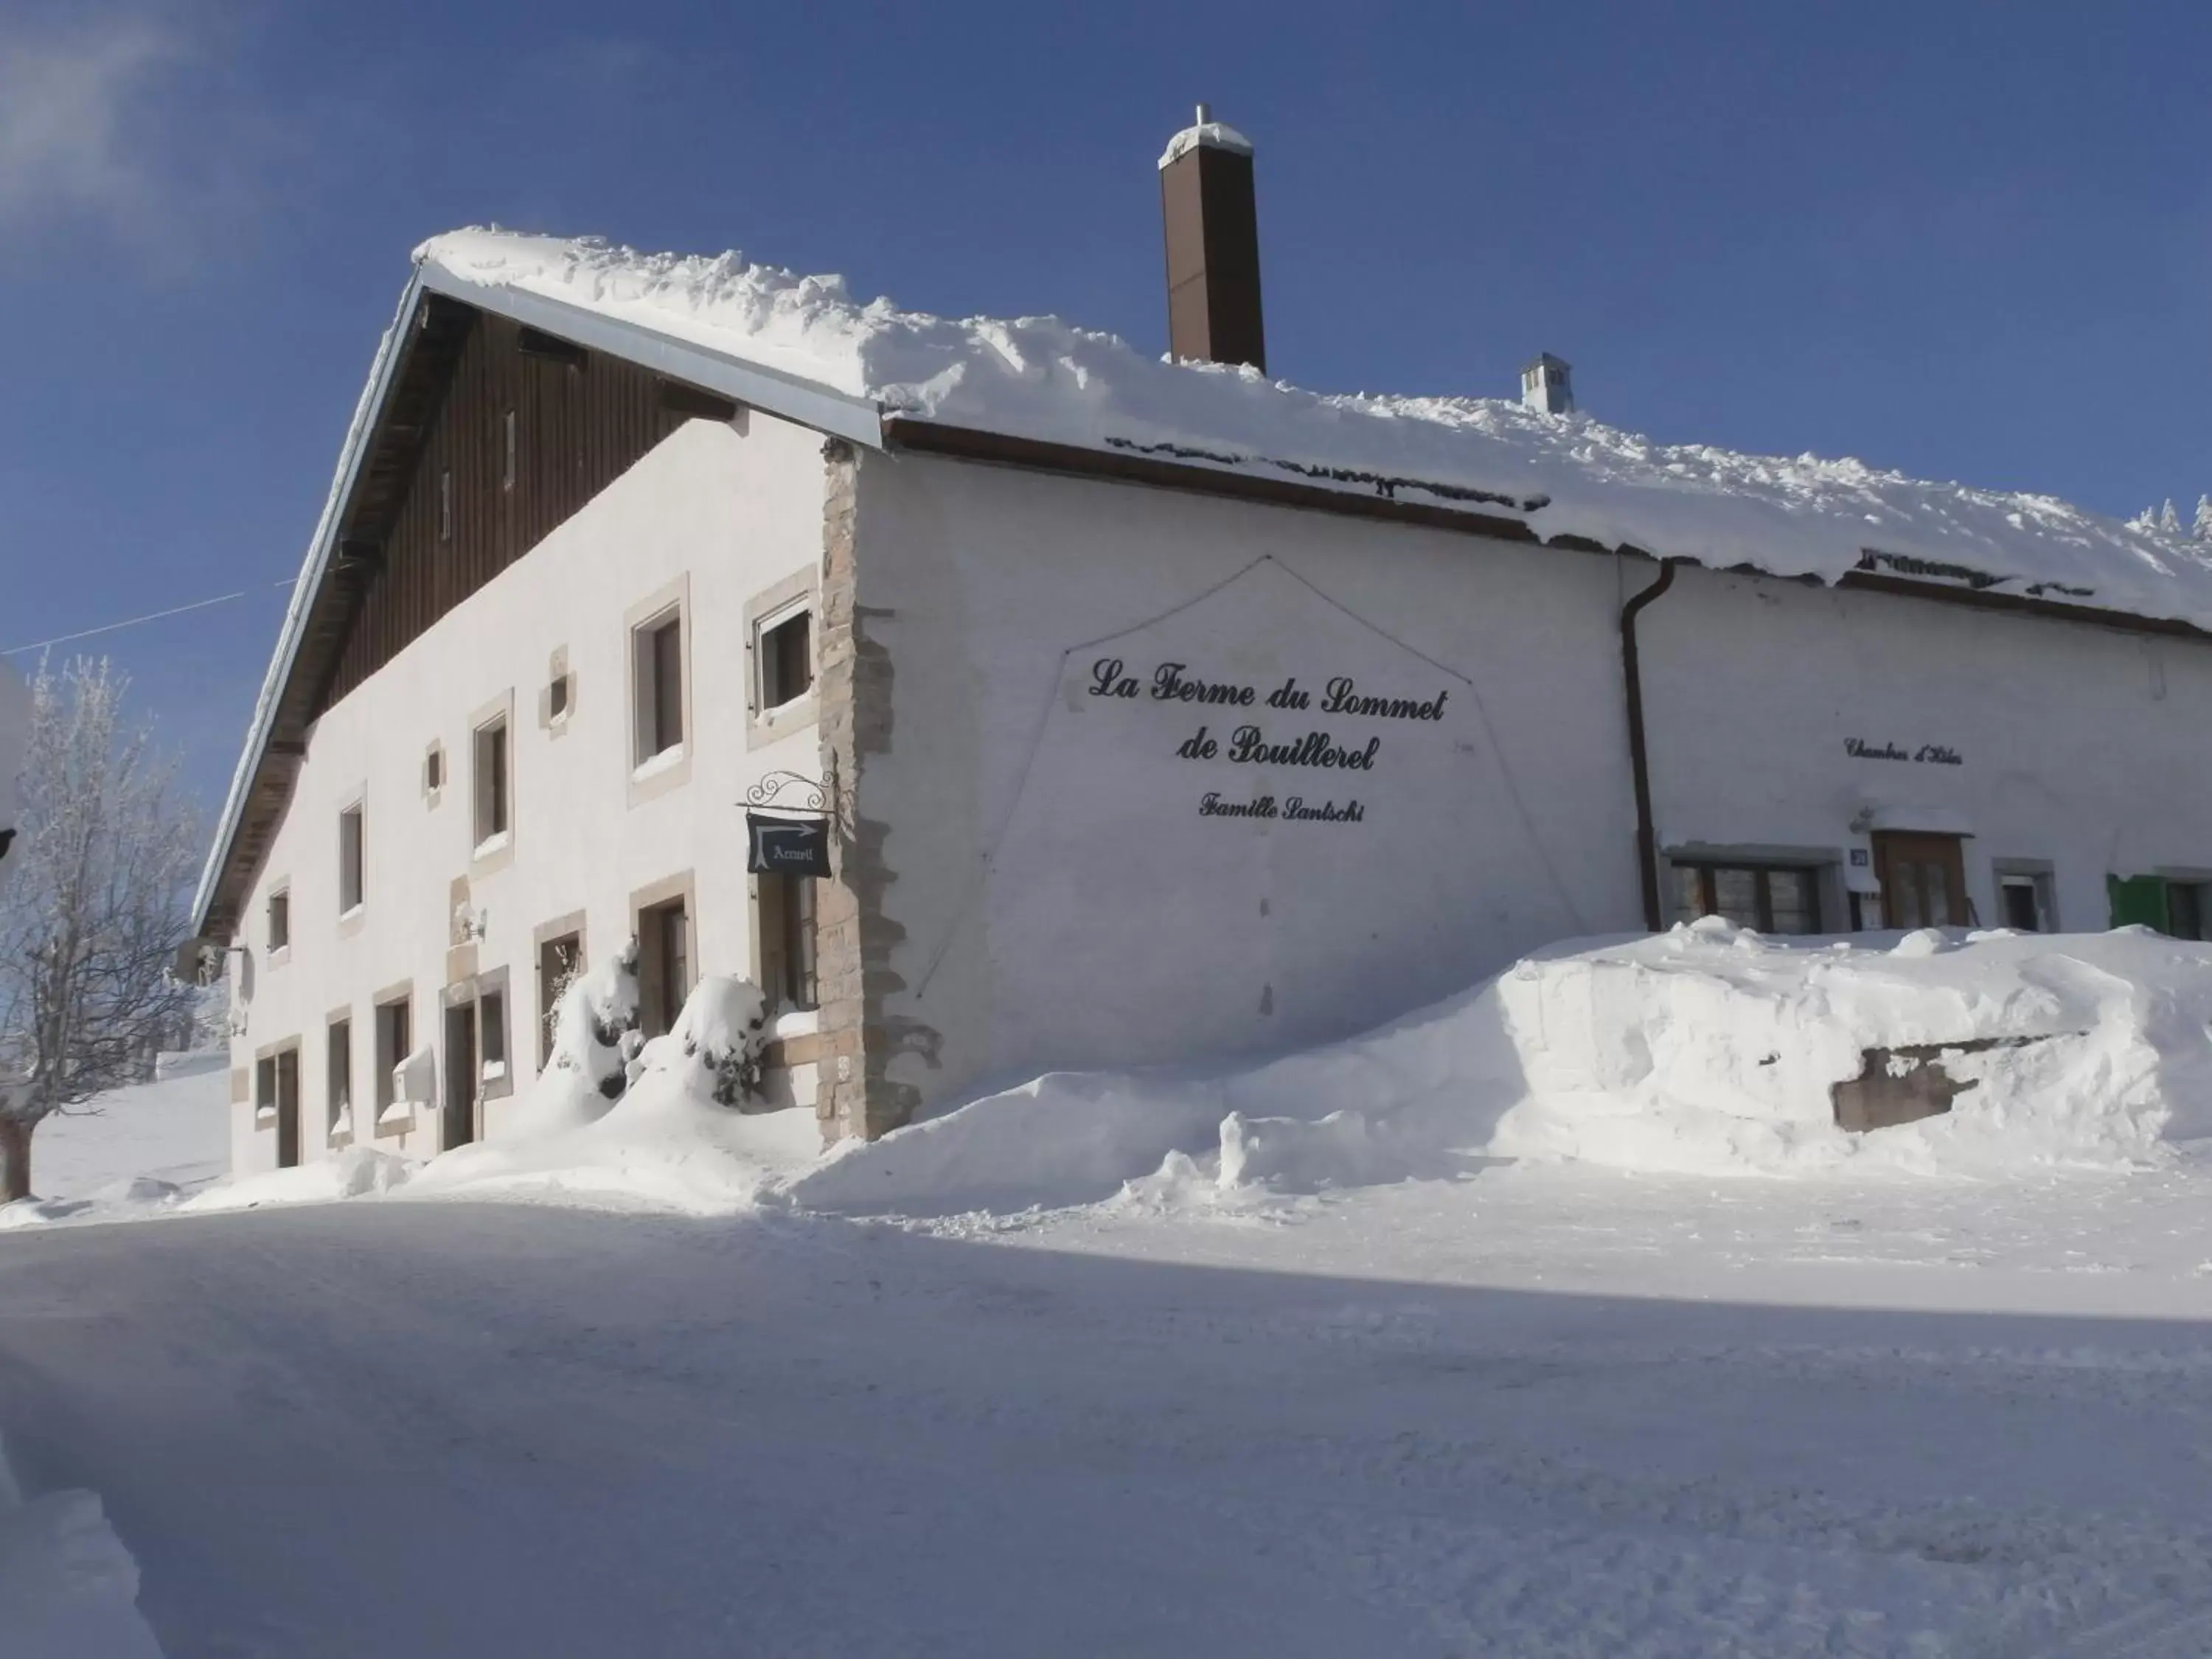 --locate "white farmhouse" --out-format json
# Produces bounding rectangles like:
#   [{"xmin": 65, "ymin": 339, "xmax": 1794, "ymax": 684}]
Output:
[{"xmin": 190, "ymin": 110, "xmax": 2212, "ymax": 1173}]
